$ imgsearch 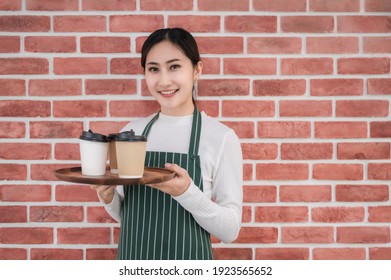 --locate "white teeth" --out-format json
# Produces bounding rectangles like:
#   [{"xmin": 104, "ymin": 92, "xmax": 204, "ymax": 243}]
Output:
[{"xmin": 160, "ymin": 89, "xmax": 177, "ymax": 95}]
